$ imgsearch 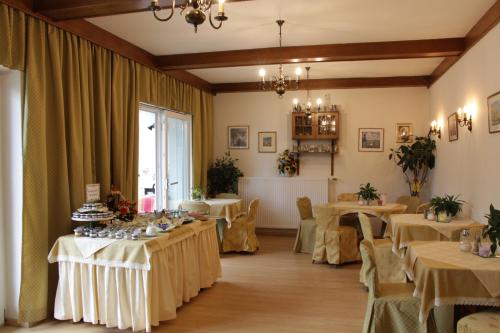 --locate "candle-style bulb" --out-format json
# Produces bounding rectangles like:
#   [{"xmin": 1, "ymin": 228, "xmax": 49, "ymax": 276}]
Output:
[
  {"xmin": 259, "ymin": 68, "xmax": 266, "ymax": 78},
  {"xmin": 293, "ymin": 98, "xmax": 299, "ymax": 105},
  {"xmin": 218, "ymin": 0, "xmax": 225, "ymax": 13}
]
